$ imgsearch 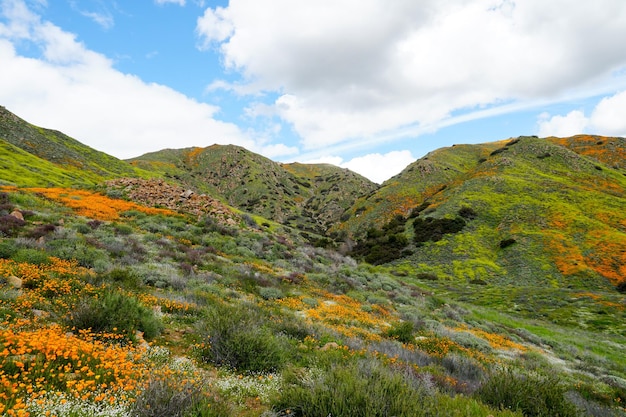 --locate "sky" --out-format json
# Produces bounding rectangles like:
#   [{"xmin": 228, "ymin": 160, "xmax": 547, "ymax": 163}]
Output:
[{"xmin": 1, "ymin": 1, "xmax": 626, "ymax": 183}]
